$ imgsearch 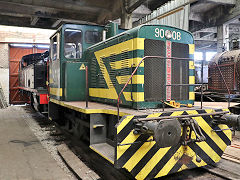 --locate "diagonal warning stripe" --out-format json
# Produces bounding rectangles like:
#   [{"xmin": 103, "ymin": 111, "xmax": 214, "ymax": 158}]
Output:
[
  {"xmin": 117, "ymin": 130, "xmax": 140, "ymax": 160},
  {"xmin": 145, "ymin": 143, "xmax": 182, "ymax": 179},
  {"xmin": 135, "ymin": 146, "xmax": 171, "ymax": 180},
  {"xmin": 115, "ymin": 109, "xmax": 231, "ymax": 179},
  {"xmin": 123, "ymin": 137, "xmax": 155, "ymax": 172},
  {"xmin": 187, "ymin": 110, "xmax": 228, "ymax": 152},
  {"xmin": 154, "ymin": 146, "xmax": 185, "ymax": 178},
  {"xmin": 117, "ymin": 115, "xmax": 134, "ymax": 134}
]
